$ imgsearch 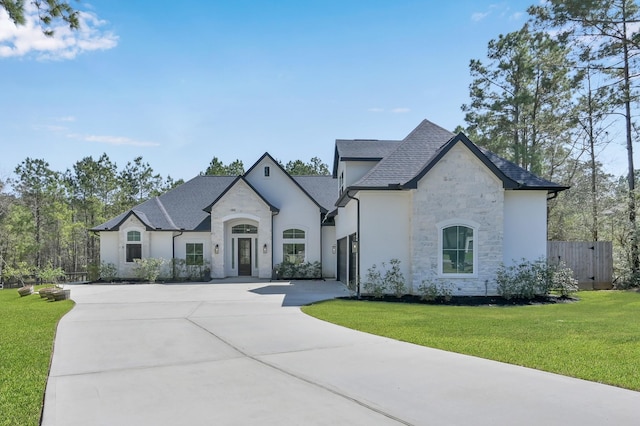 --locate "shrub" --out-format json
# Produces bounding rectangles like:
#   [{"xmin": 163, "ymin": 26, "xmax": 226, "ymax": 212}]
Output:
[
  {"xmin": 385, "ymin": 258, "xmax": 406, "ymax": 297},
  {"xmin": 497, "ymin": 259, "xmax": 578, "ymax": 300},
  {"xmin": 417, "ymin": 279, "xmax": 453, "ymax": 302},
  {"xmin": 99, "ymin": 262, "xmax": 118, "ymax": 281},
  {"xmin": 133, "ymin": 258, "xmax": 166, "ymax": 283},
  {"xmin": 1, "ymin": 261, "xmax": 33, "ymax": 286},
  {"xmin": 274, "ymin": 261, "xmax": 321, "ymax": 279},
  {"xmin": 550, "ymin": 262, "xmax": 579, "ymax": 297},
  {"xmin": 37, "ymin": 264, "xmax": 65, "ymax": 284},
  {"xmin": 363, "ymin": 263, "xmax": 385, "ymax": 298}
]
